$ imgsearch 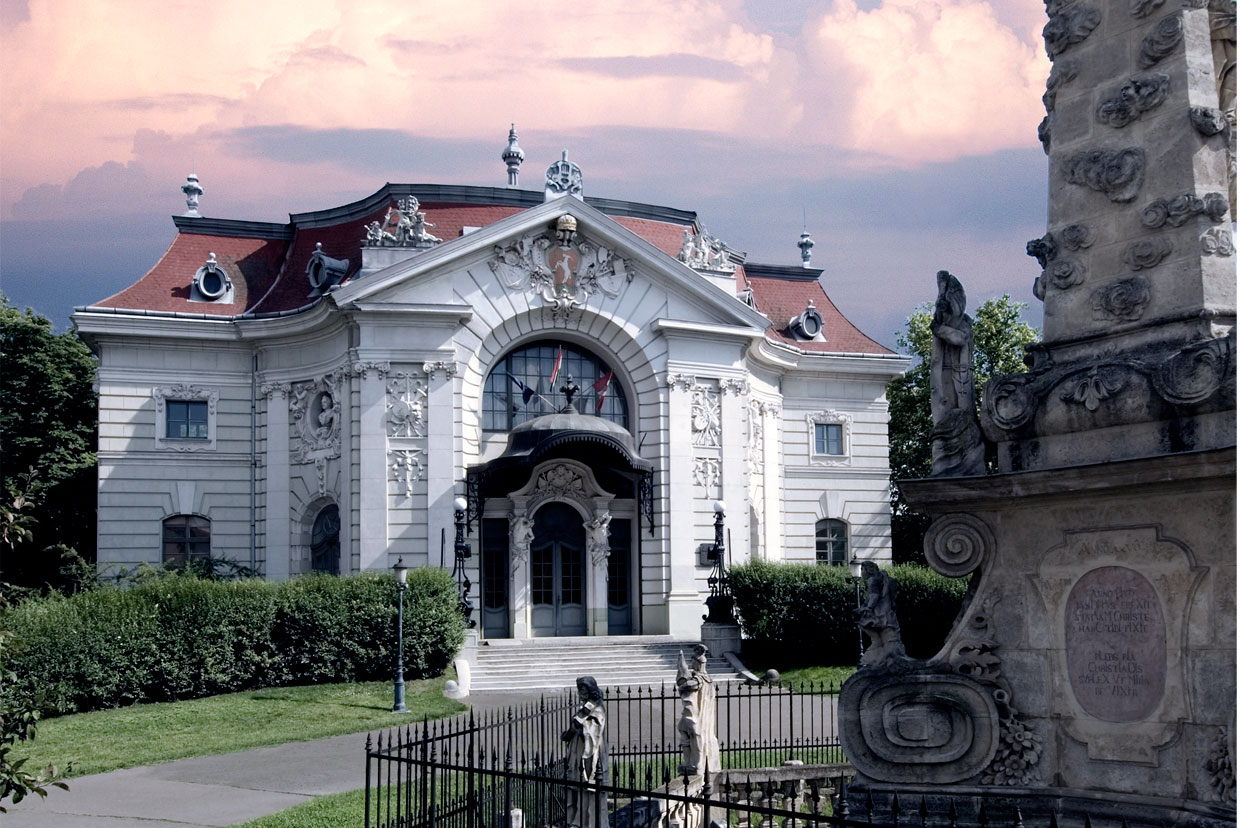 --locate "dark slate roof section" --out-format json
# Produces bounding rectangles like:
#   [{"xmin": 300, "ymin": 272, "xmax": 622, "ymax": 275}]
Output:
[
  {"xmin": 742, "ymin": 262, "xmax": 824, "ymax": 282},
  {"xmin": 172, "ymin": 216, "xmax": 294, "ymax": 239}
]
